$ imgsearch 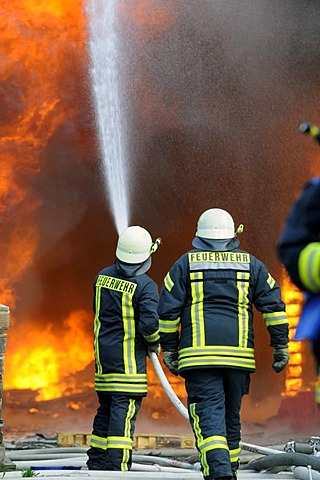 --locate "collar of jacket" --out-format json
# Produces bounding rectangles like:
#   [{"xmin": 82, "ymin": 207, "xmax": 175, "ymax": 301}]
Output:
[
  {"xmin": 191, "ymin": 237, "xmax": 240, "ymax": 251},
  {"xmin": 115, "ymin": 257, "xmax": 151, "ymax": 277}
]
